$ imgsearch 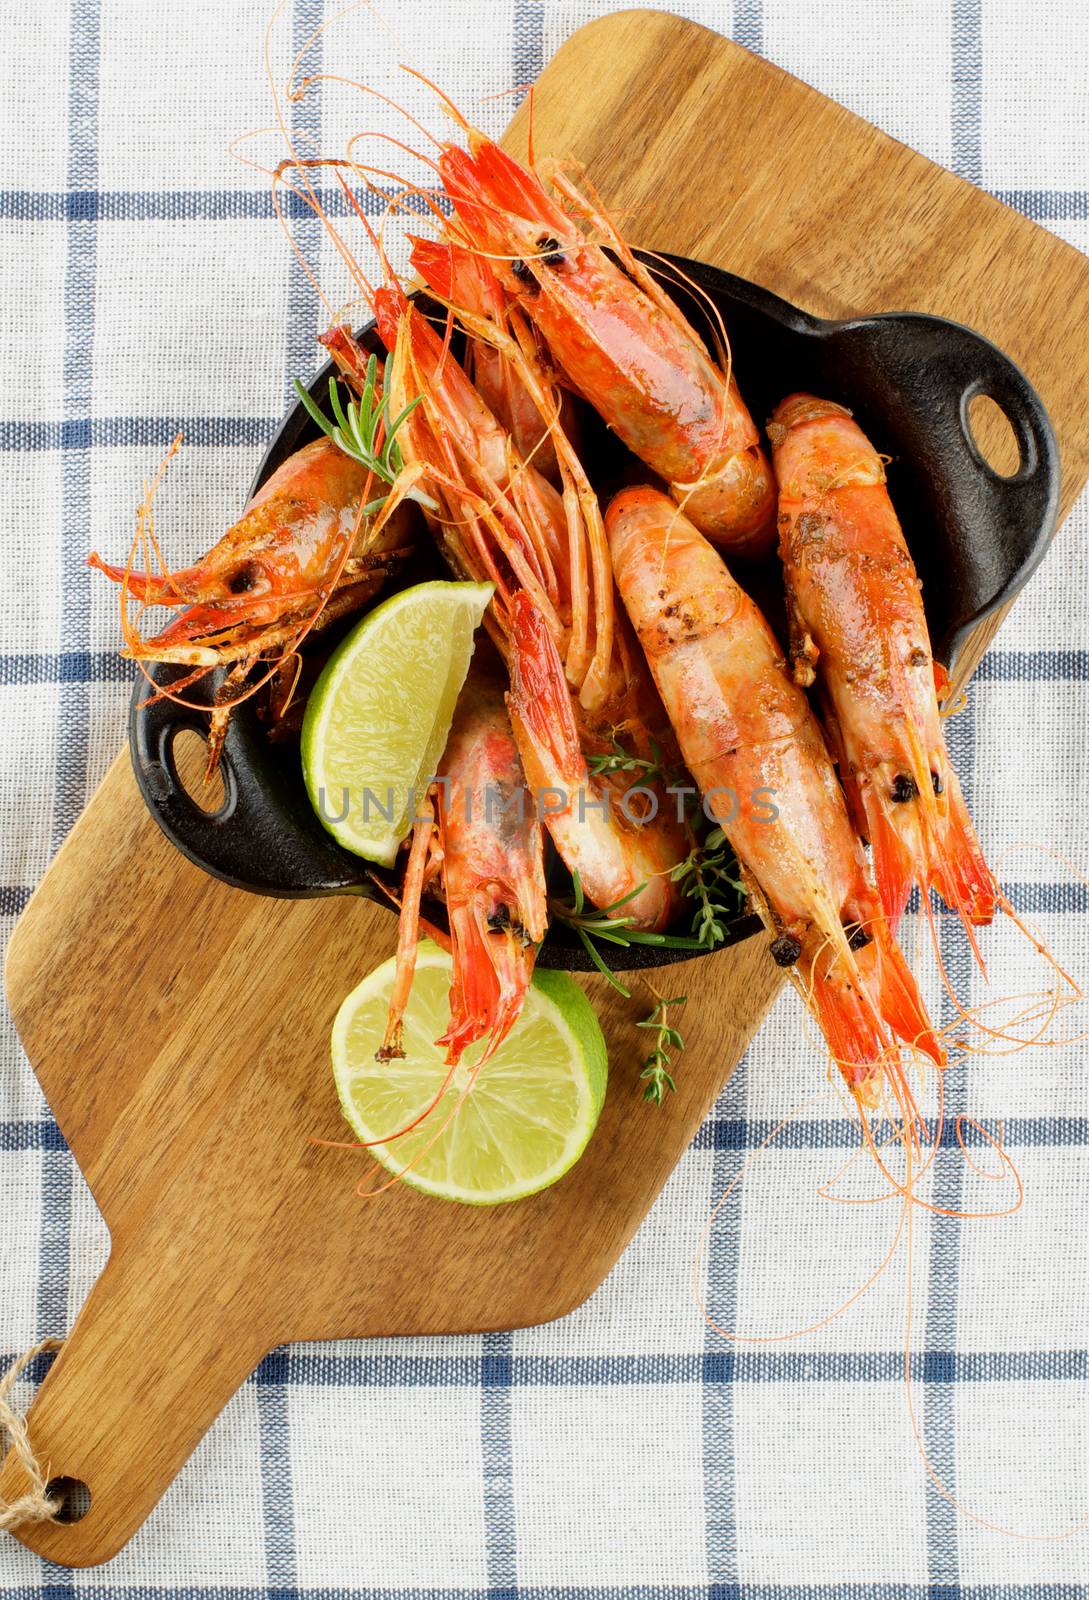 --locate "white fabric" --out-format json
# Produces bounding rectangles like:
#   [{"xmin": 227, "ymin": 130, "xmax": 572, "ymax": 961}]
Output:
[{"xmin": 2, "ymin": 0, "xmax": 1088, "ymax": 1591}]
